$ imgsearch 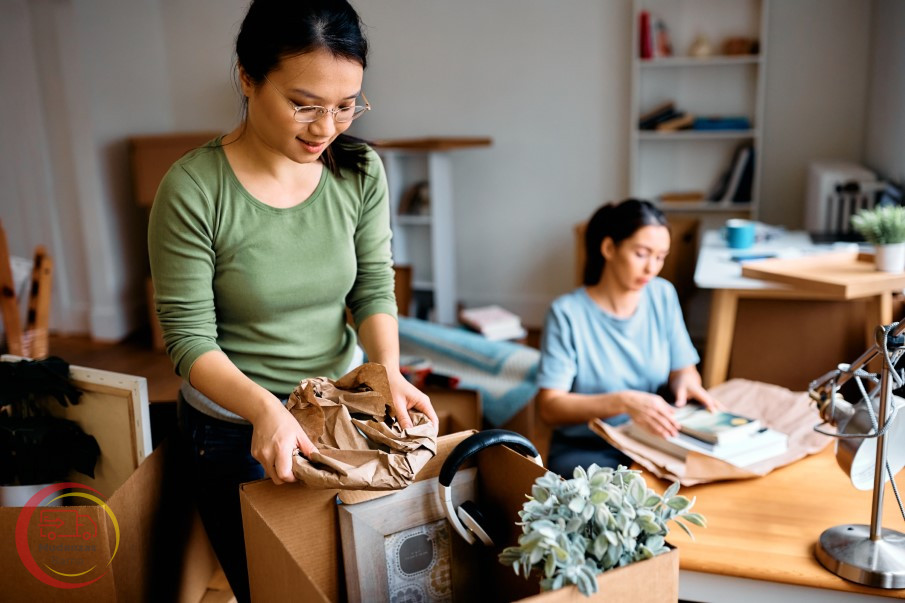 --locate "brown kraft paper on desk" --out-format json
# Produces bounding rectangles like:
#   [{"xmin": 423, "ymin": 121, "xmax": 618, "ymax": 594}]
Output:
[
  {"xmin": 592, "ymin": 379, "xmax": 831, "ymax": 486},
  {"xmin": 287, "ymin": 362, "xmax": 437, "ymax": 490}
]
